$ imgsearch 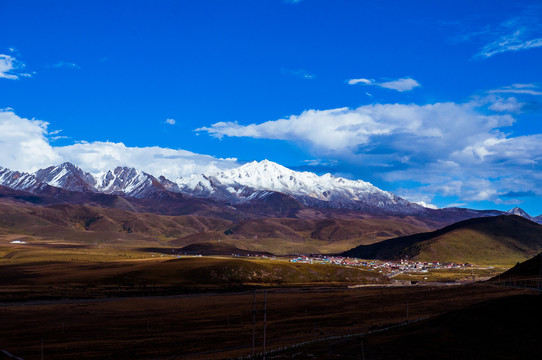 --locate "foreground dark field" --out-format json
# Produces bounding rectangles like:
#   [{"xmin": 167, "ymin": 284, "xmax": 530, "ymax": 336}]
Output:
[
  {"xmin": 272, "ymin": 293, "xmax": 542, "ymax": 360},
  {"xmin": 0, "ymin": 282, "xmax": 533, "ymax": 359}
]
